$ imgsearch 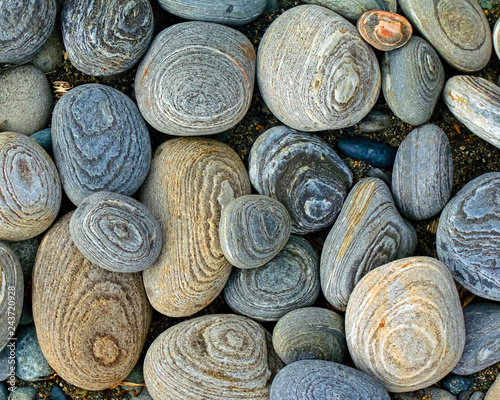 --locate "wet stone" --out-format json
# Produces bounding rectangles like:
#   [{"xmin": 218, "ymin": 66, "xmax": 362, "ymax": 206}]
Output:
[{"xmin": 337, "ymin": 136, "xmax": 396, "ymax": 168}]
